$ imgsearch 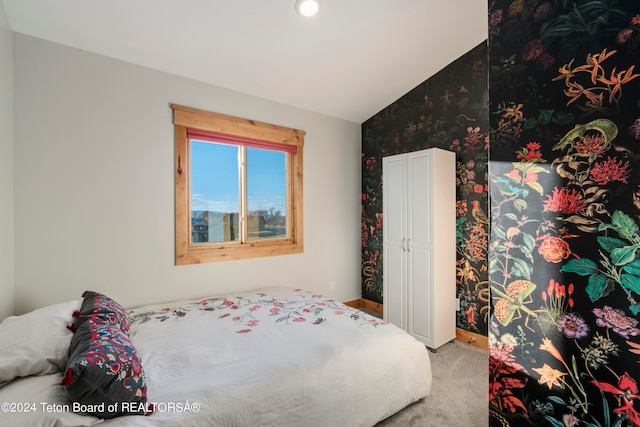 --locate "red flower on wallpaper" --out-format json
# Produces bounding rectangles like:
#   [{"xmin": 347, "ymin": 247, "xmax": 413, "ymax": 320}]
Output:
[
  {"xmin": 590, "ymin": 156, "xmax": 631, "ymax": 185},
  {"xmin": 537, "ymin": 236, "xmax": 571, "ymax": 263},
  {"xmin": 516, "ymin": 142, "xmax": 543, "ymax": 161},
  {"xmin": 490, "ymin": 342, "xmax": 524, "ymax": 369},
  {"xmin": 575, "ymin": 134, "xmax": 608, "ymax": 155},
  {"xmin": 363, "ymin": 156, "xmax": 377, "ymax": 171},
  {"xmin": 489, "ymin": 9, "xmax": 503, "ymax": 28},
  {"xmin": 617, "ymin": 28, "xmax": 634, "ymax": 44},
  {"xmin": 522, "ymin": 39, "xmax": 544, "ymax": 61},
  {"xmin": 592, "ymin": 372, "xmax": 640, "ymax": 426},
  {"xmin": 543, "ymin": 186, "xmax": 586, "ymax": 214},
  {"xmin": 489, "ymin": 356, "xmax": 528, "ymax": 414},
  {"xmin": 463, "ymin": 126, "xmax": 488, "ymax": 153},
  {"xmin": 506, "ymin": 168, "xmax": 538, "ymax": 184}
]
